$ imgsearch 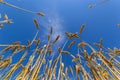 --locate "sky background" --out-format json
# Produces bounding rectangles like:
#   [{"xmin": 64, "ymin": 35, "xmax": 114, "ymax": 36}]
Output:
[
  {"xmin": 0, "ymin": 0, "xmax": 120, "ymax": 79},
  {"xmin": 0, "ymin": 0, "xmax": 120, "ymax": 47}
]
